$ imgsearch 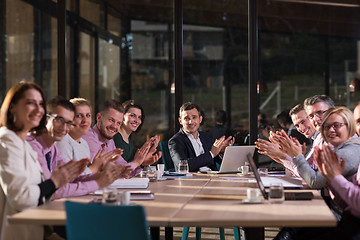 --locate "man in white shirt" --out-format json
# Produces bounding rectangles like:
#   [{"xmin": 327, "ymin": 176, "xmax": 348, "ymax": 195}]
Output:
[{"xmin": 168, "ymin": 102, "xmax": 232, "ymax": 172}]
